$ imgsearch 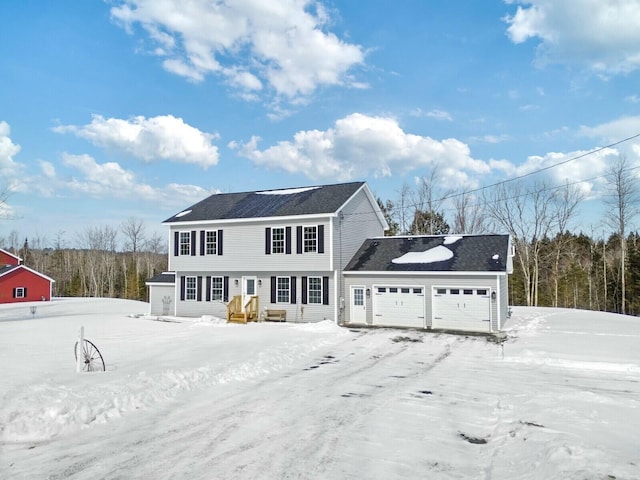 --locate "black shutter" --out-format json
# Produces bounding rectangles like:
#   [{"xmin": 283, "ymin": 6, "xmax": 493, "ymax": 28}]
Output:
[
  {"xmin": 271, "ymin": 276, "xmax": 276, "ymax": 303},
  {"xmin": 200, "ymin": 230, "xmax": 205, "ymax": 256},
  {"xmin": 290, "ymin": 276, "xmax": 297, "ymax": 304},
  {"xmin": 180, "ymin": 276, "xmax": 186, "ymax": 301},
  {"xmin": 297, "ymin": 226, "xmax": 303, "ymax": 254},
  {"xmin": 218, "ymin": 229, "xmax": 223, "ymax": 256},
  {"xmin": 318, "ymin": 225, "xmax": 324, "ymax": 253},
  {"xmin": 302, "ymin": 276, "xmax": 308, "ymax": 304},
  {"xmin": 12, "ymin": 287, "xmax": 16, "ymax": 298},
  {"xmin": 191, "ymin": 230, "xmax": 196, "ymax": 256},
  {"xmin": 322, "ymin": 276, "xmax": 329, "ymax": 305},
  {"xmin": 206, "ymin": 276, "xmax": 211, "ymax": 301},
  {"xmin": 265, "ymin": 227, "xmax": 271, "ymax": 254},
  {"xmin": 285, "ymin": 227, "xmax": 292, "ymax": 254},
  {"xmin": 197, "ymin": 276, "xmax": 203, "ymax": 301},
  {"xmin": 174, "ymin": 232, "xmax": 179, "ymax": 256},
  {"xmin": 24, "ymin": 287, "xmax": 27, "ymax": 297},
  {"xmin": 223, "ymin": 276, "xmax": 229, "ymax": 302}
]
